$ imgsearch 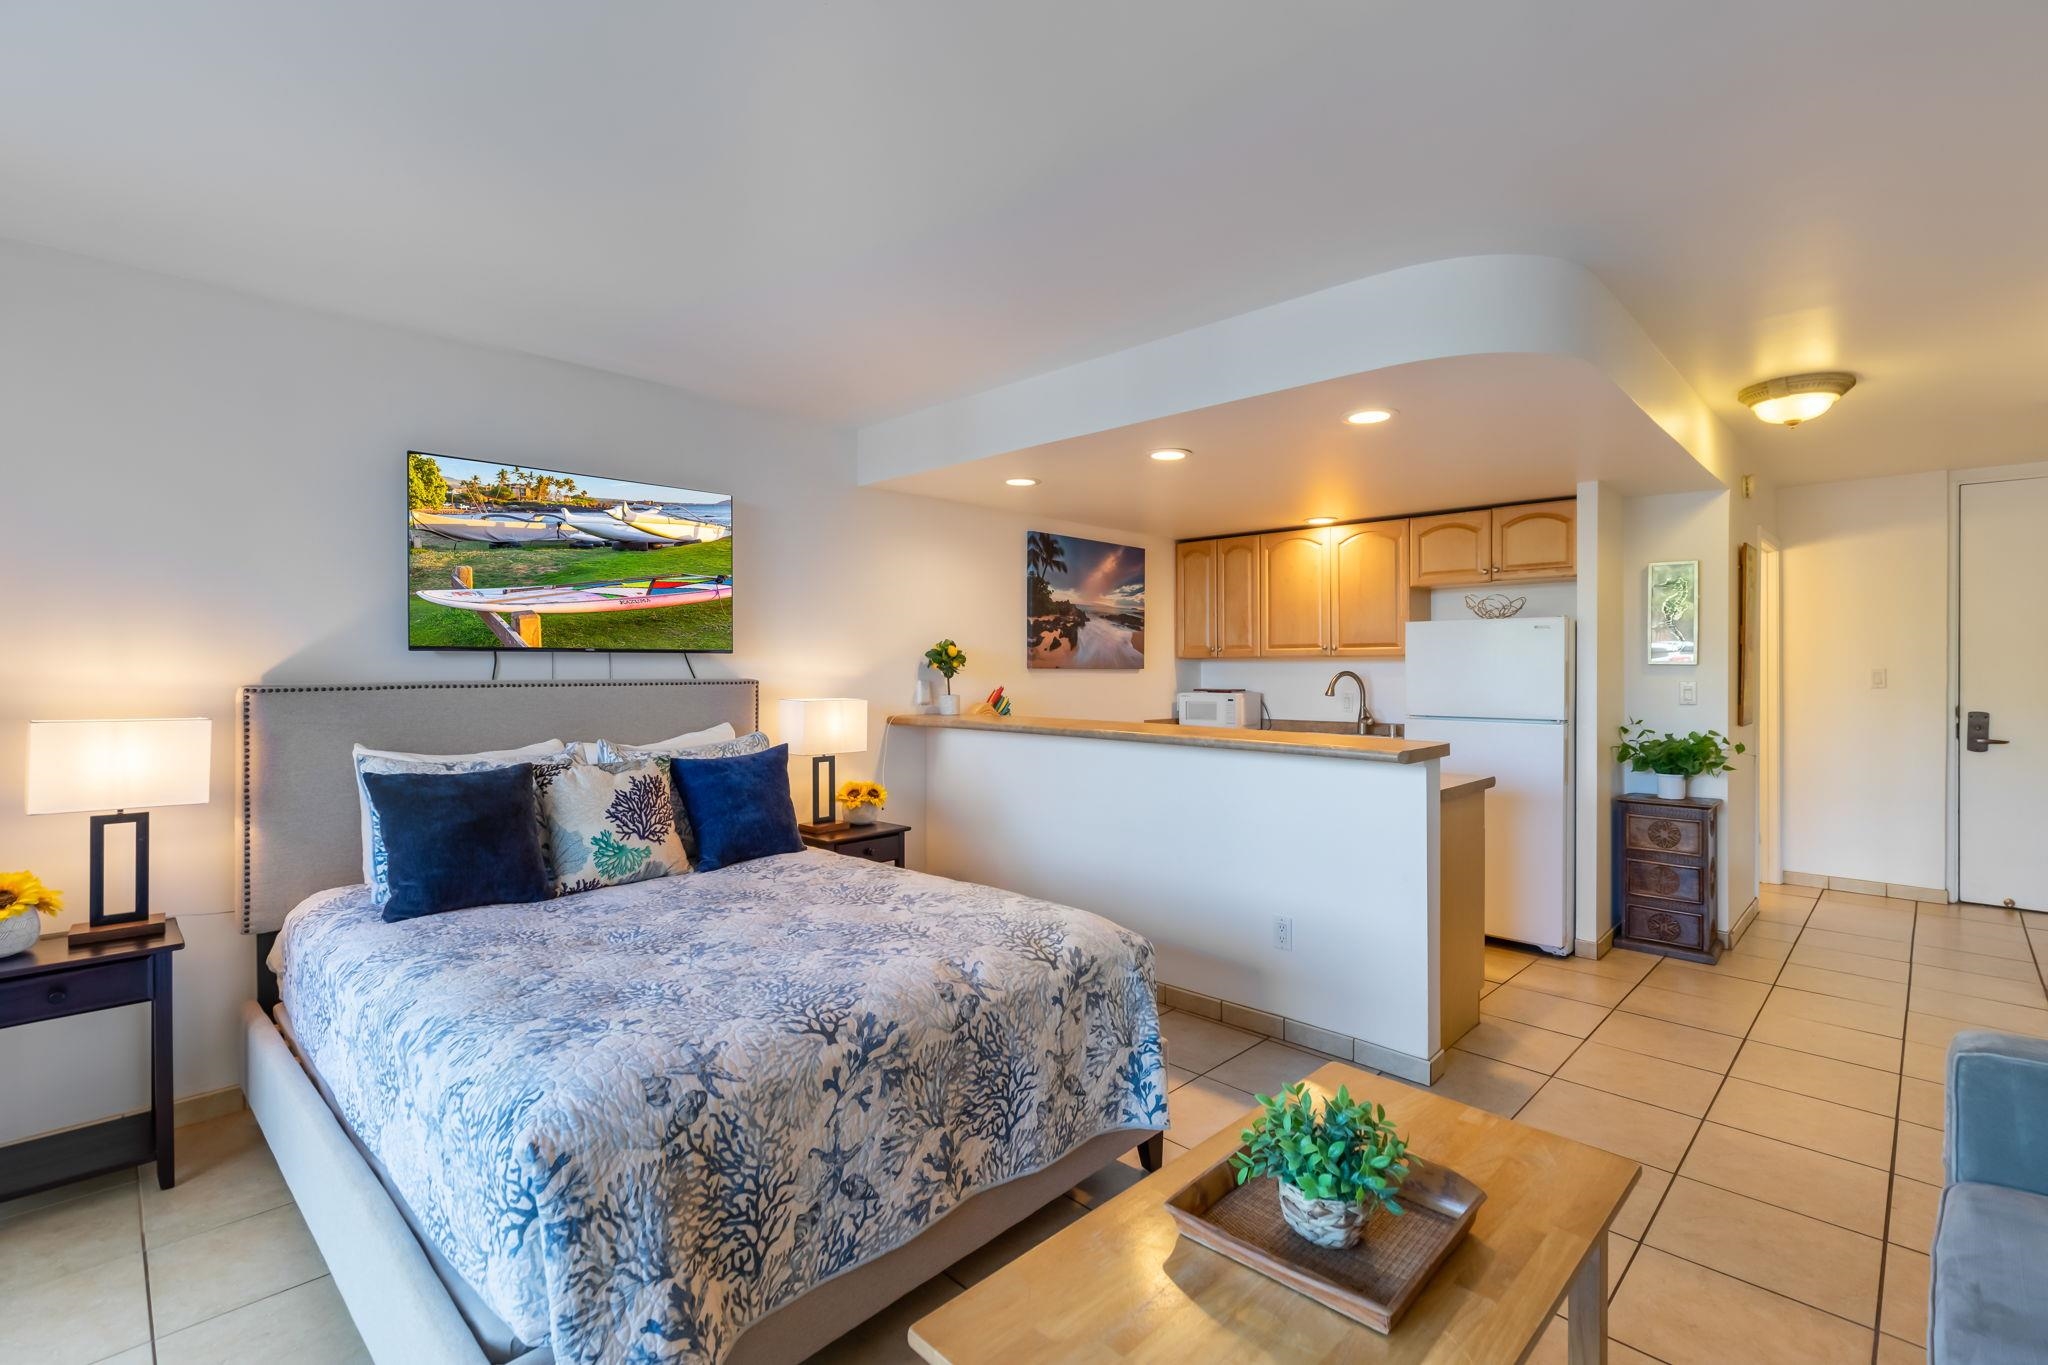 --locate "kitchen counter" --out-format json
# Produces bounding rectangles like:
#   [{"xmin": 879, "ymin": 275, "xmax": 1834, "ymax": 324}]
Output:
[{"xmin": 888, "ymin": 713, "xmax": 1449, "ymax": 763}]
